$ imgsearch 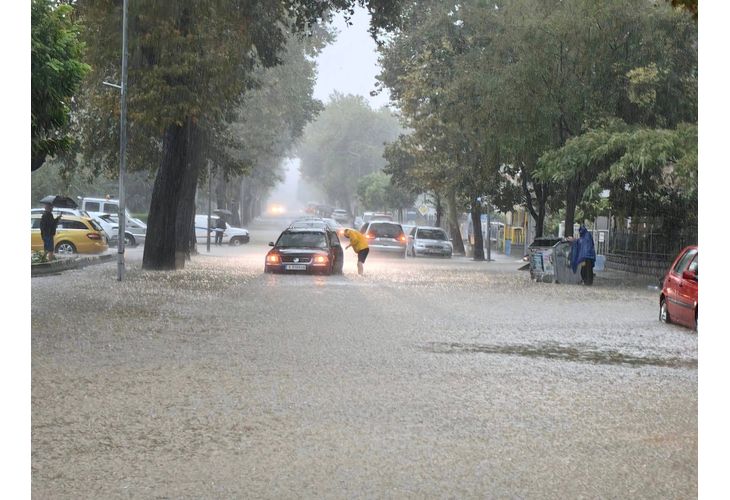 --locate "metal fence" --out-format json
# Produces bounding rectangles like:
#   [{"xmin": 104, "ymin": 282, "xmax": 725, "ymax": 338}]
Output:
[{"xmin": 604, "ymin": 227, "xmax": 697, "ymax": 278}]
